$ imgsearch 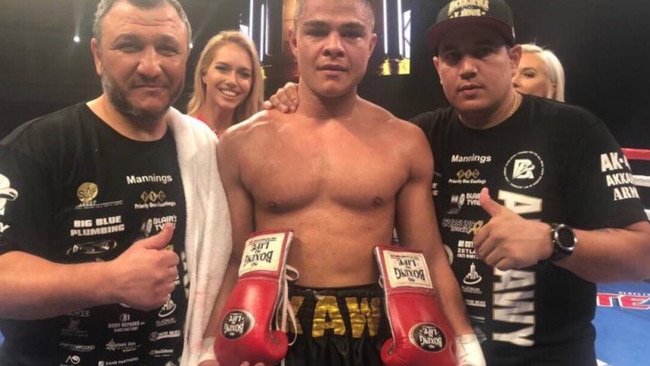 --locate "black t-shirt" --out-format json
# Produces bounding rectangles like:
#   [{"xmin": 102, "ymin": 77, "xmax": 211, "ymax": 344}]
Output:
[
  {"xmin": 0, "ymin": 103, "xmax": 188, "ymax": 366},
  {"xmin": 625, "ymin": 154, "xmax": 650, "ymax": 209},
  {"xmin": 411, "ymin": 95, "xmax": 647, "ymax": 366}
]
